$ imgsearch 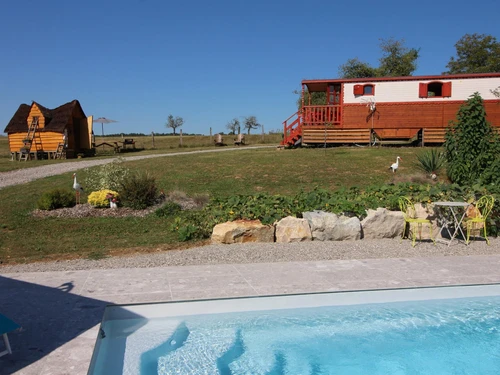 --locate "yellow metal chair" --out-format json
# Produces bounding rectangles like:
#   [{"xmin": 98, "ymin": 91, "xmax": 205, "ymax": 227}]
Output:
[
  {"xmin": 465, "ymin": 195, "xmax": 495, "ymax": 245},
  {"xmin": 398, "ymin": 197, "xmax": 435, "ymax": 247}
]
